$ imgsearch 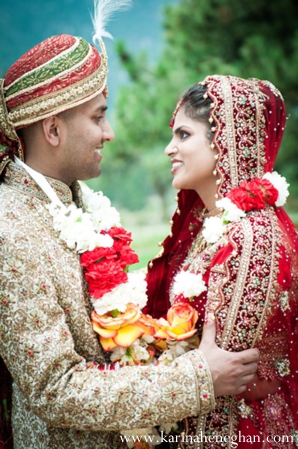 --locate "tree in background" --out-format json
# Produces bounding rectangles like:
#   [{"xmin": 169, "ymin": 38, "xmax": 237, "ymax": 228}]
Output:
[
  {"xmin": 92, "ymin": 0, "xmax": 298, "ymax": 216},
  {"xmin": 163, "ymin": 0, "xmax": 298, "ymax": 200},
  {"xmin": 91, "ymin": 46, "xmax": 188, "ymax": 219}
]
